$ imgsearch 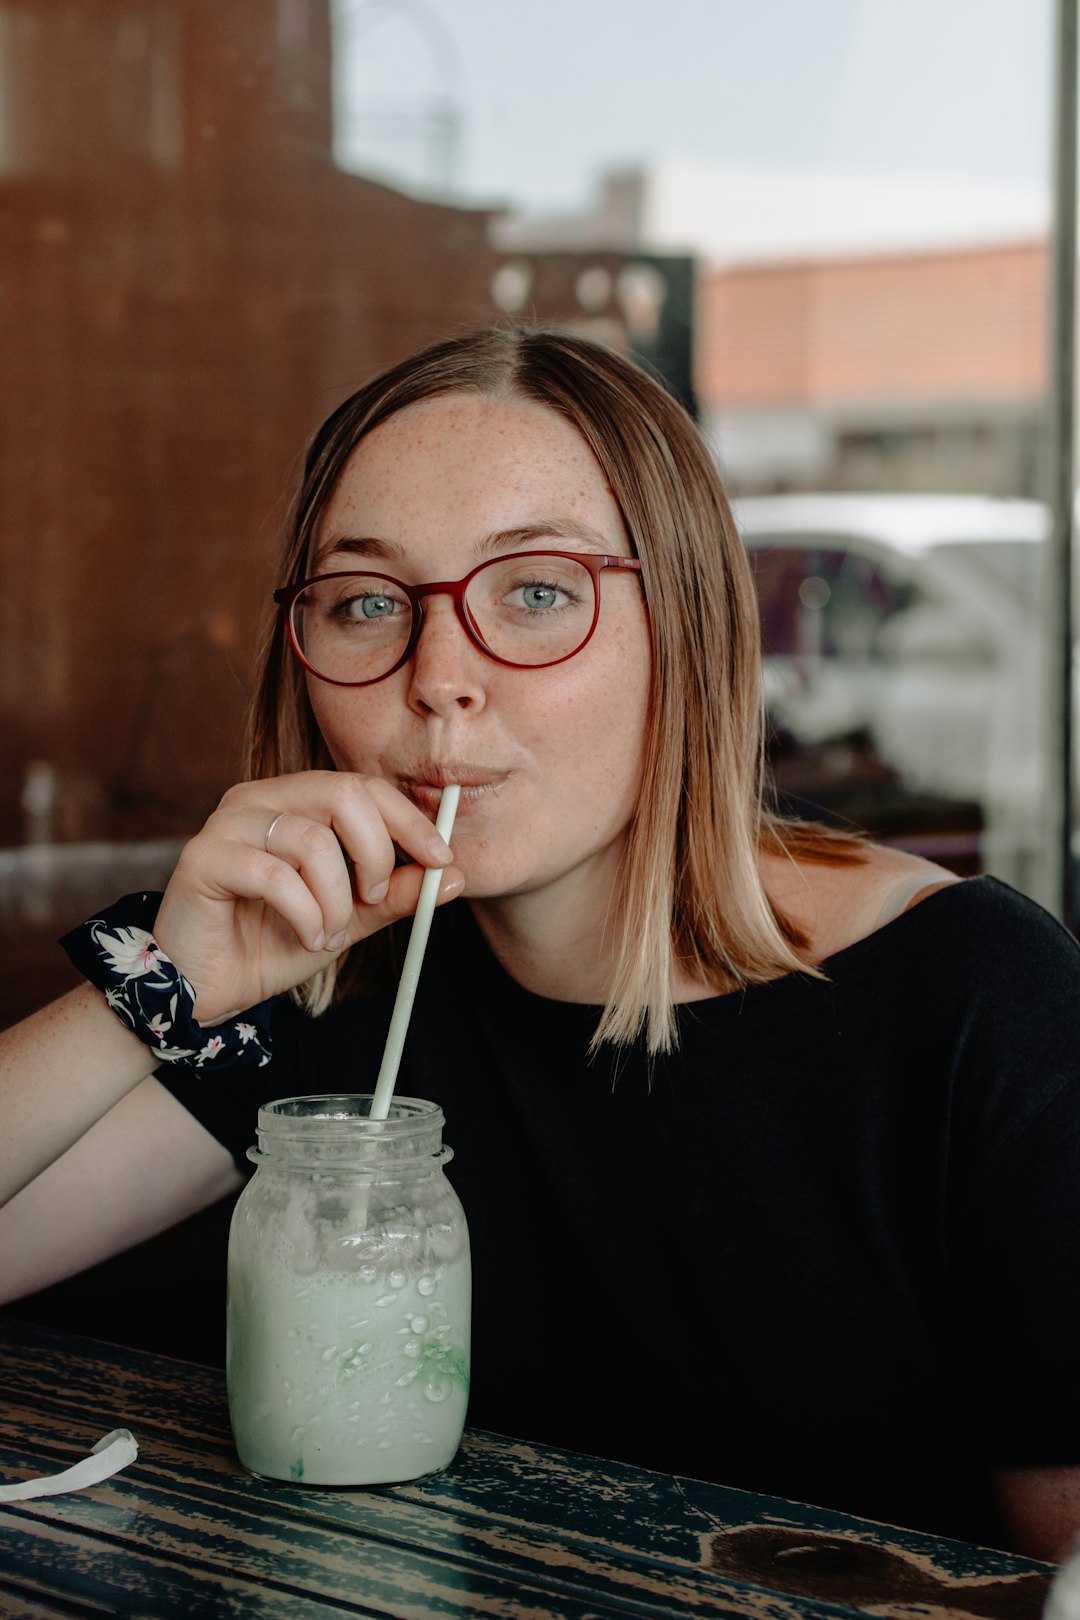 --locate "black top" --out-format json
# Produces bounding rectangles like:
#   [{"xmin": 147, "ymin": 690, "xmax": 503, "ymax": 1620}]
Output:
[{"xmin": 160, "ymin": 876, "xmax": 1080, "ymax": 1547}]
